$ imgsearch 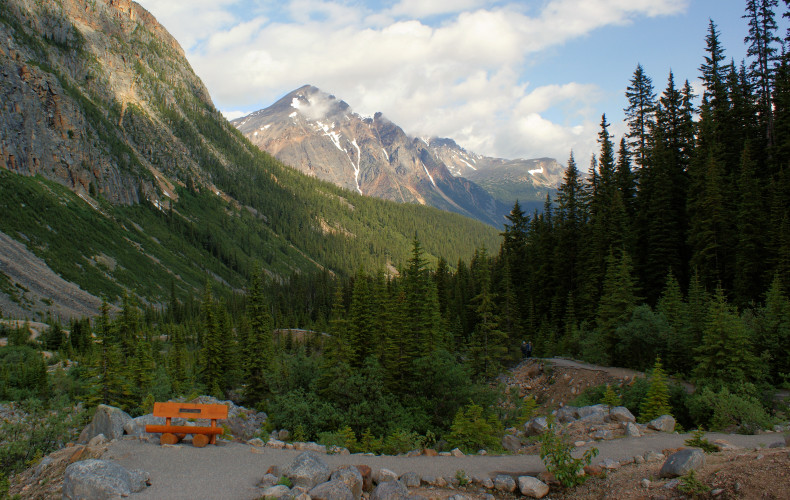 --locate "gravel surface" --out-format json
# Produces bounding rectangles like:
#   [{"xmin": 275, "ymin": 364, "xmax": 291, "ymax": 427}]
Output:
[{"xmin": 102, "ymin": 432, "xmax": 776, "ymax": 500}]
